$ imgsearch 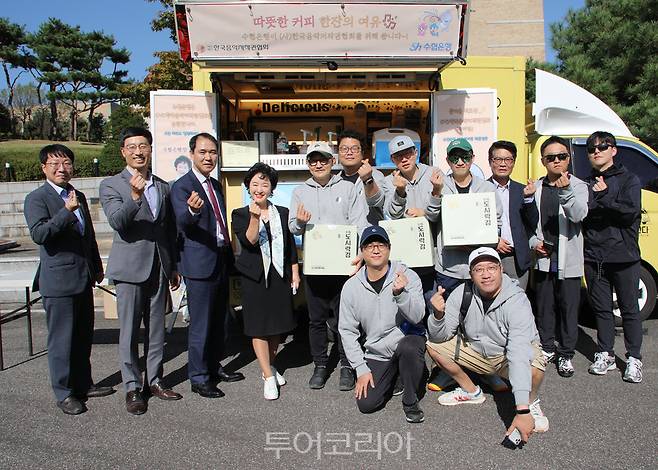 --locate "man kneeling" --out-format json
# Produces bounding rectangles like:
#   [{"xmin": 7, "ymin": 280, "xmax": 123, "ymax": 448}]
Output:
[
  {"xmin": 427, "ymin": 247, "xmax": 549, "ymax": 442},
  {"xmin": 339, "ymin": 226, "xmax": 427, "ymax": 423}
]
